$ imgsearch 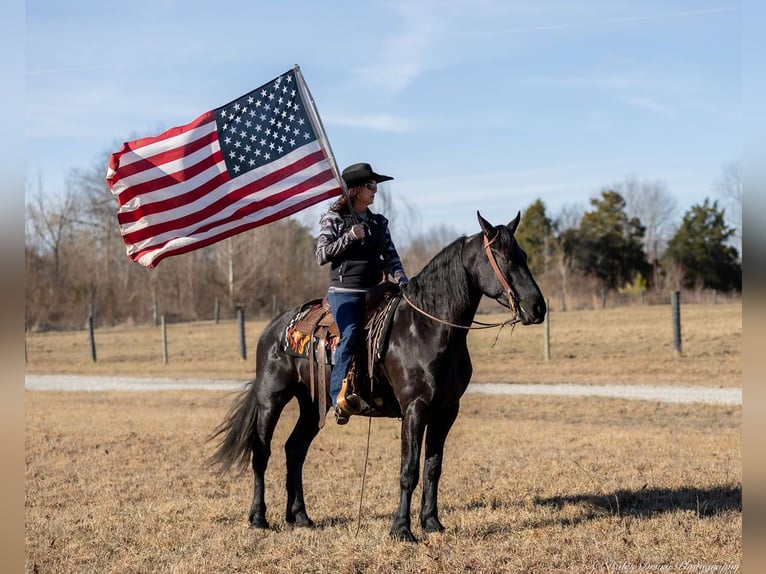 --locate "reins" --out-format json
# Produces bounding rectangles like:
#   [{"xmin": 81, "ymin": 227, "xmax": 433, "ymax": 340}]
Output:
[
  {"xmin": 399, "ymin": 232, "xmax": 522, "ymax": 332},
  {"xmin": 400, "ymin": 291, "xmax": 519, "ymax": 330}
]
